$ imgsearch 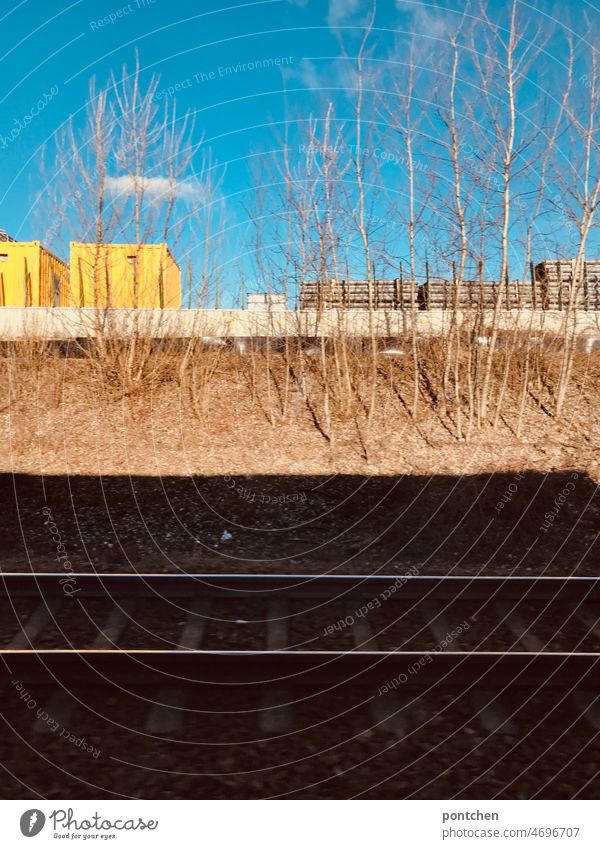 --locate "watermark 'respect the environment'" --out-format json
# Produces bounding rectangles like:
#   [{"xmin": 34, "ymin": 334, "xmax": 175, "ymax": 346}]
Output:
[
  {"xmin": 89, "ymin": 0, "xmax": 157, "ymax": 30},
  {"xmin": 155, "ymin": 56, "xmax": 295, "ymax": 100},
  {"xmin": 223, "ymin": 475, "xmax": 307, "ymax": 505}
]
